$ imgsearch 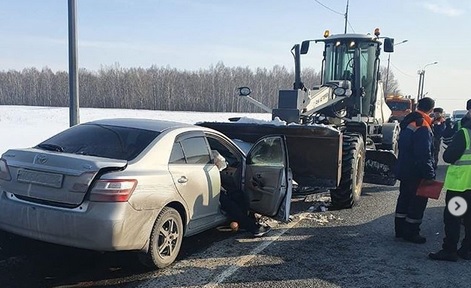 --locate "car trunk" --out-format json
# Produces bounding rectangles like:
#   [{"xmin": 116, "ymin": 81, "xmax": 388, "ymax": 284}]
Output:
[{"xmin": 1, "ymin": 148, "xmax": 127, "ymax": 206}]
